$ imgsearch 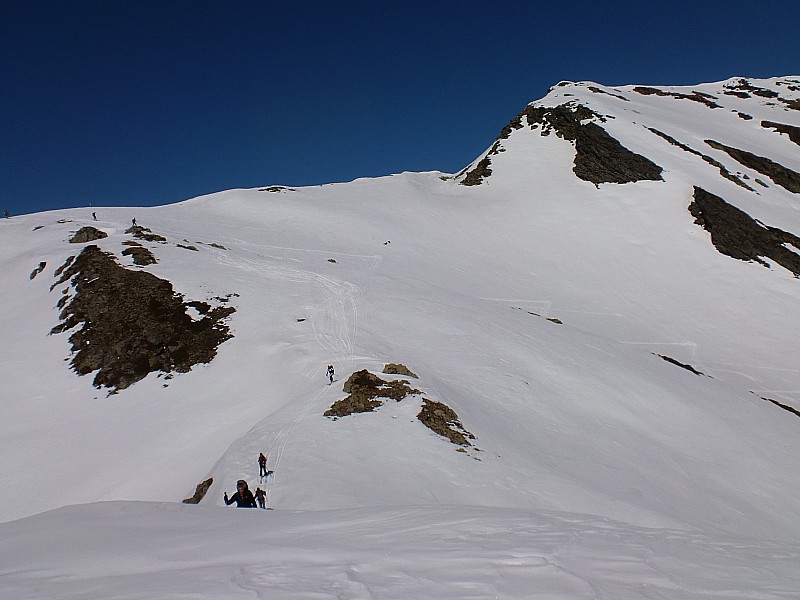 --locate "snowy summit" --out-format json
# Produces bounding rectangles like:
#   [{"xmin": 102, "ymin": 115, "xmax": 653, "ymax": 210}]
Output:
[{"xmin": 1, "ymin": 76, "xmax": 800, "ymax": 599}]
